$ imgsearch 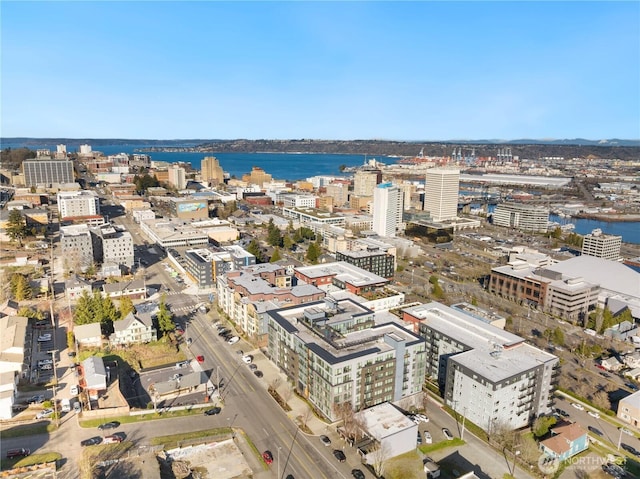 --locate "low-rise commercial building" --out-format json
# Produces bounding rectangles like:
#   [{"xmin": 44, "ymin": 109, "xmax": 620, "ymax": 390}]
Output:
[
  {"xmin": 295, "ymin": 262, "xmax": 389, "ymax": 295},
  {"xmin": 267, "ymin": 297, "xmax": 426, "ymax": 421},
  {"xmin": 140, "ymin": 218, "xmax": 210, "ymax": 250},
  {"xmin": 617, "ymin": 390, "xmax": 640, "ymax": 427},
  {"xmin": 581, "ymin": 228, "xmax": 622, "ymax": 261}
]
